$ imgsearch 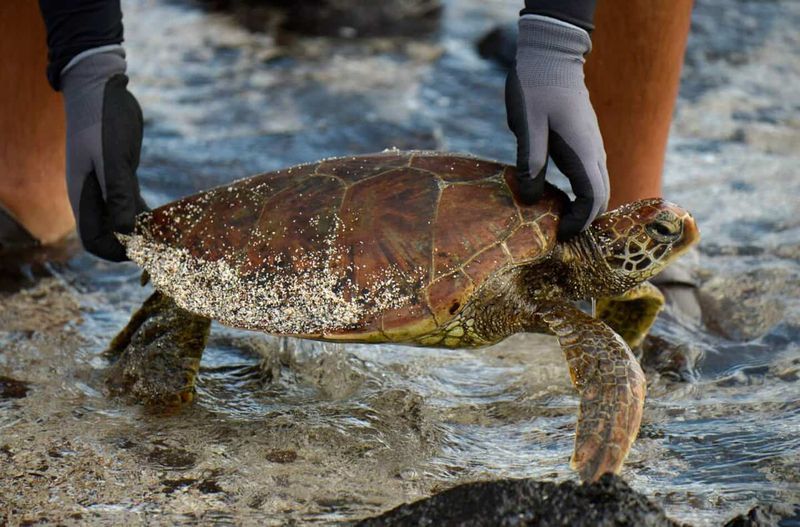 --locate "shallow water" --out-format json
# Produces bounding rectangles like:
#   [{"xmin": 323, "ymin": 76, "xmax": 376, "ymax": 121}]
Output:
[{"xmin": 2, "ymin": 0, "xmax": 799, "ymax": 524}]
